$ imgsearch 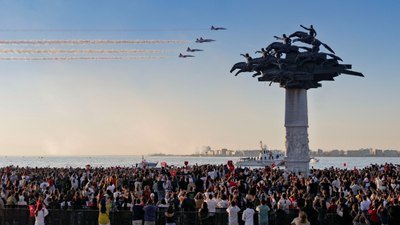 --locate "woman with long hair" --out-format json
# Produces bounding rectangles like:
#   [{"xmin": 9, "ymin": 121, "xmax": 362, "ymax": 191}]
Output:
[
  {"xmin": 98, "ymin": 197, "xmax": 111, "ymax": 225},
  {"xmin": 34, "ymin": 203, "xmax": 48, "ymax": 225},
  {"xmin": 198, "ymin": 202, "xmax": 210, "ymax": 225}
]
